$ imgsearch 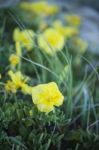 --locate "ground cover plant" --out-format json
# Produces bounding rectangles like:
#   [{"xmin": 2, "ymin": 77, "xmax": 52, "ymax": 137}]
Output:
[{"xmin": 0, "ymin": 1, "xmax": 99, "ymax": 150}]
